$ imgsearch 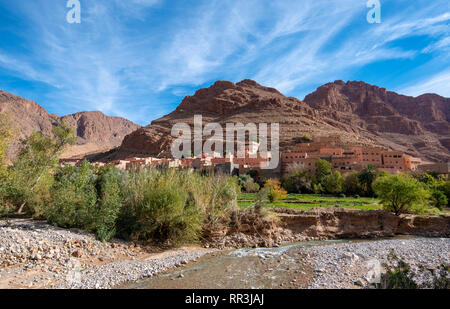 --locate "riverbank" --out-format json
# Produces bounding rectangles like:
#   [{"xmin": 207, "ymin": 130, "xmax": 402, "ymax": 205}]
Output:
[
  {"xmin": 0, "ymin": 219, "xmax": 213, "ymax": 289},
  {"xmin": 1, "ymin": 213, "xmax": 448, "ymax": 289}
]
